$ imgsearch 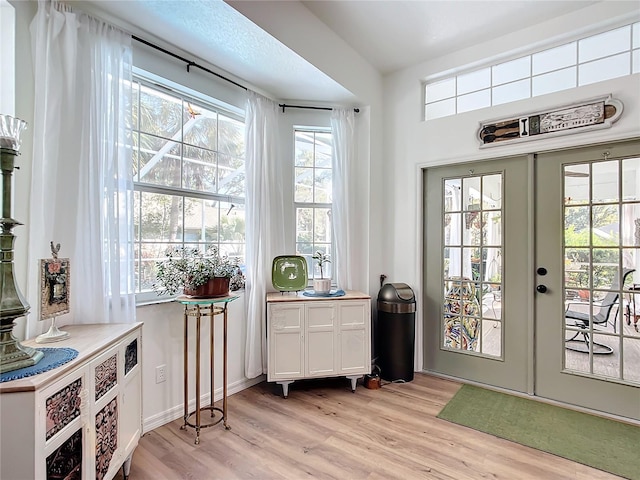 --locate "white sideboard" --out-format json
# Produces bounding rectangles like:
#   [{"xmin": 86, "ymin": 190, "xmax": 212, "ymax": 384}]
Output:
[
  {"xmin": 0, "ymin": 323, "xmax": 142, "ymax": 480},
  {"xmin": 266, "ymin": 291, "xmax": 371, "ymax": 397}
]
